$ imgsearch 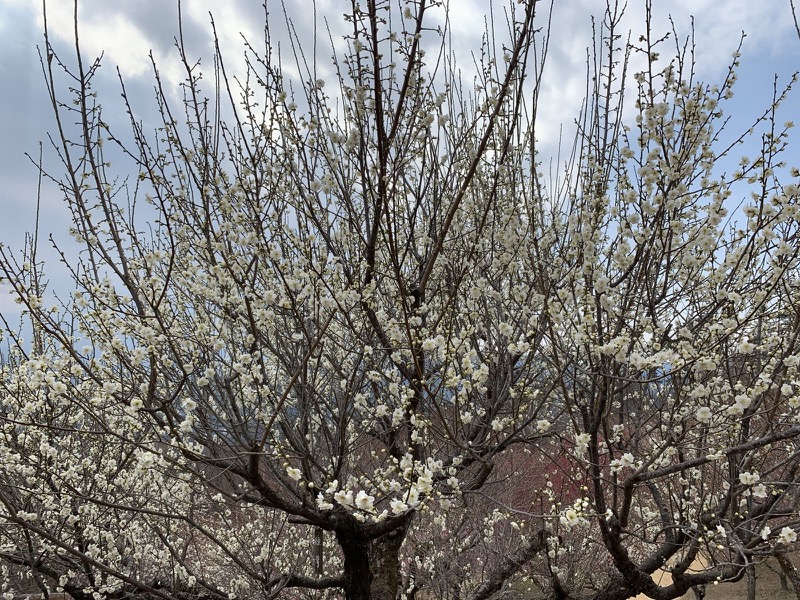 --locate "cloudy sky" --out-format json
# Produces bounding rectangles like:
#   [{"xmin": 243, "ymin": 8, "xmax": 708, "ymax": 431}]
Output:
[{"xmin": 0, "ymin": 0, "xmax": 799, "ymax": 319}]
